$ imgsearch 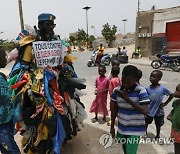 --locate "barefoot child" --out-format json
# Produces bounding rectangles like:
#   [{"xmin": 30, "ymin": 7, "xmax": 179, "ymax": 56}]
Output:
[
  {"xmin": 167, "ymin": 84, "xmax": 180, "ymax": 154},
  {"xmin": 90, "ymin": 65, "xmax": 109, "ymax": 123},
  {"xmin": 145, "ymin": 70, "xmax": 173, "ymax": 138},
  {"xmin": 107, "ymin": 65, "xmax": 121, "ymax": 126}
]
